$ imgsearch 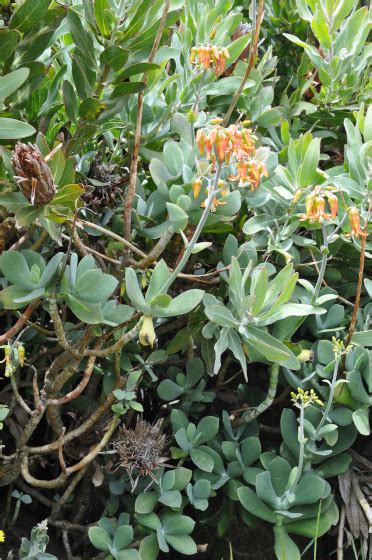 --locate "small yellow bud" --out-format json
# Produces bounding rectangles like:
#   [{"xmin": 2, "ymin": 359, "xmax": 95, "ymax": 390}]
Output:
[
  {"xmin": 17, "ymin": 344, "xmax": 25, "ymax": 367},
  {"xmin": 187, "ymin": 109, "xmax": 198, "ymax": 123},
  {"xmin": 139, "ymin": 316, "xmax": 157, "ymax": 348}
]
